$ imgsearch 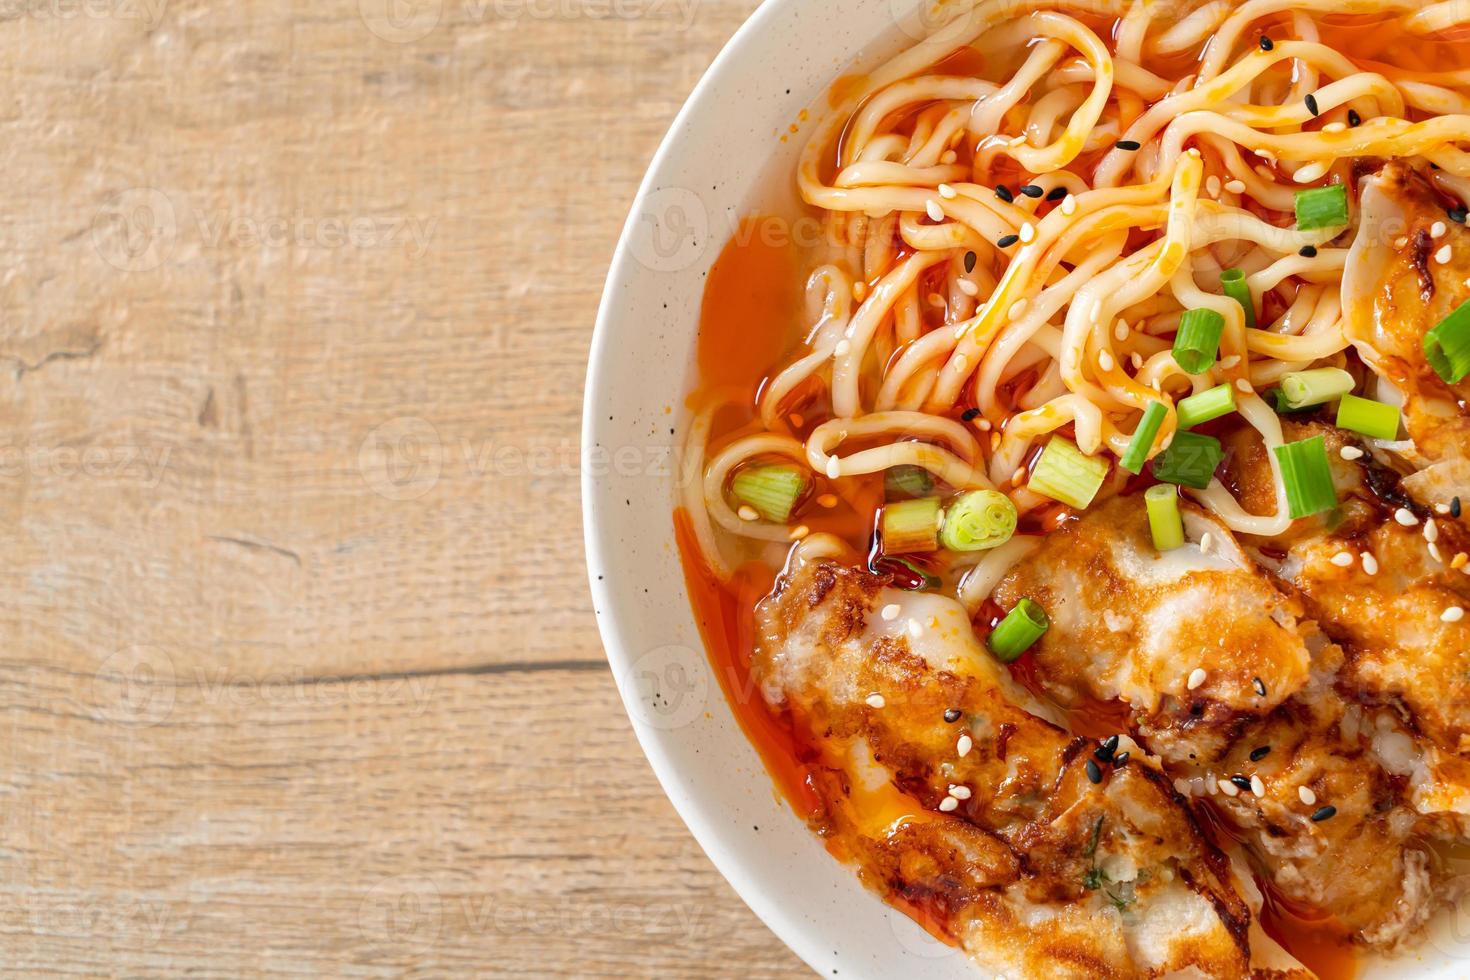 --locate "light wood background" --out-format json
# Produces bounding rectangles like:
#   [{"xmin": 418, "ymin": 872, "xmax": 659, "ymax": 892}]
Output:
[{"xmin": 0, "ymin": 0, "xmax": 805, "ymax": 975}]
